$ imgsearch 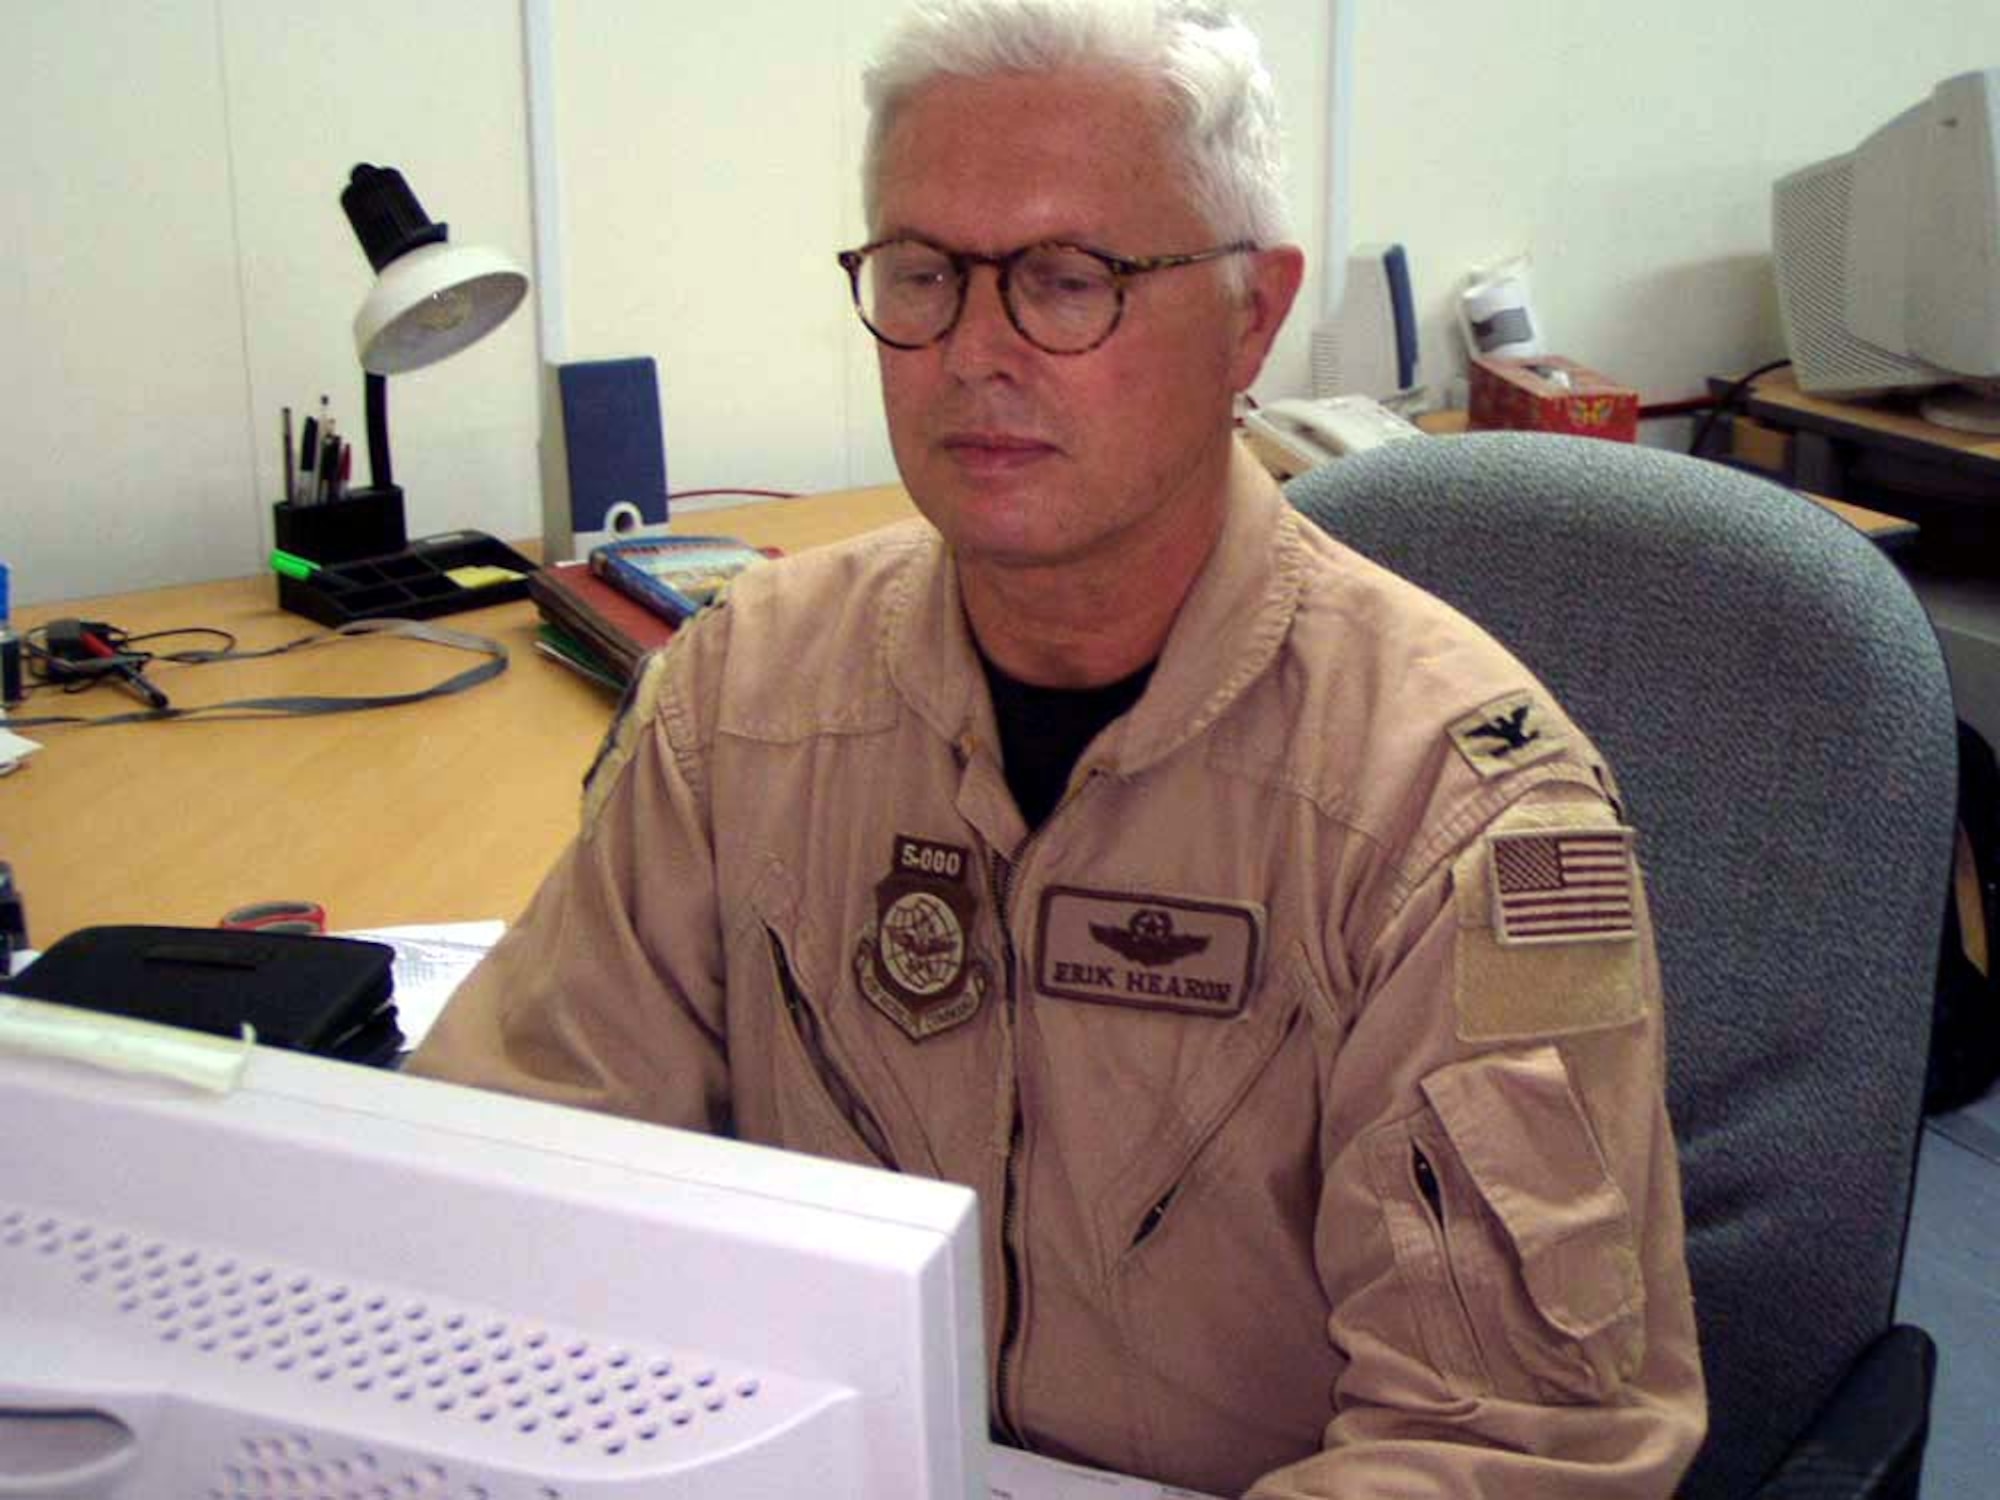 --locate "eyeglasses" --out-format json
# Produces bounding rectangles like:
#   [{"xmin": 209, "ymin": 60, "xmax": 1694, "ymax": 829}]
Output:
[{"xmin": 836, "ymin": 236, "xmax": 1257, "ymax": 356}]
